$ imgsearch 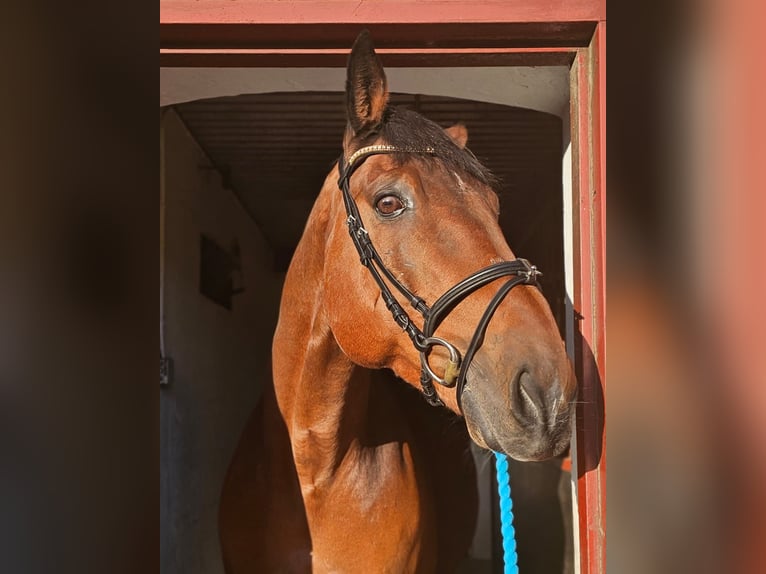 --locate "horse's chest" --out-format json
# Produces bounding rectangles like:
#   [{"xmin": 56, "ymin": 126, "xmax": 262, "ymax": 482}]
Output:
[{"xmin": 305, "ymin": 442, "xmax": 437, "ymax": 572}]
